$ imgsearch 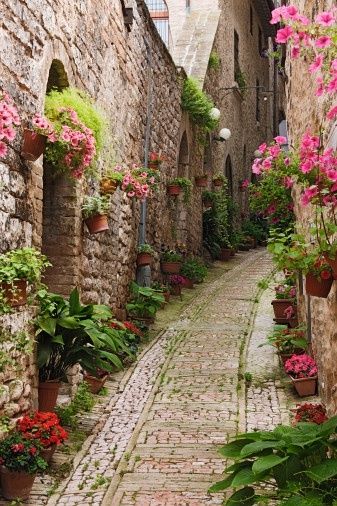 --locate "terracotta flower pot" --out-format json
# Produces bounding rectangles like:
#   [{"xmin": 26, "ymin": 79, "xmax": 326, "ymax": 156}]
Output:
[
  {"xmin": 40, "ymin": 444, "xmax": 57, "ymax": 464},
  {"xmin": 1, "ymin": 279, "xmax": 27, "ymax": 307},
  {"xmin": 305, "ymin": 273, "xmax": 333, "ymax": 298},
  {"xmin": 149, "ymin": 162, "xmax": 160, "ymax": 170},
  {"xmin": 324, "ymin": 254, "xmax": 337, "ymax": 278},
  {"xmin": 183, "ymin": 277, "xmax": 194, "ymax": 289},
  {"xmin": 271, "ymin": 299, "xmax": 296, "ymax": 319},
  {"xmin": 195, "ymin": 176, "xmax": 208, "ymax": 187},
  {"xmin": 170, "ymin": 285, "xmax": 182, "ymax": 296},
  {"xmin": 167, "ymin": 184, "xmax": 181, "ymax": 196},
  {"xmin": 100, "ymin": 178, "xmax": 118, "ymax": 195},
  {"xmin": 85, "ymin": 214, "xmax": 109, "ymax": 234},
  {"xmin": 291, "ymin": 376, "xmax": 317, "ymax": 397},
  {"xmin": 21, "ymin": 129, "xmax": 46, "ymax": 161},
  {"xmin": 84, "ymin": 374, "xmax": 108, "ymax": 394},
  {"xmin": 137, "ymin": 252, "xmax": 153, "ymax": 266},
  {"xmin": 38, "ymin": 381, "xmax": 60, "ymax": 412},
  {"xmin": 161, "ymin": 261, "xmax": 181, "ymax": 274},
  {"xmin": 219, "ymin": 248, "xmax": 231, "ymax": 261},
  {"xmin": 0, "ymin": 466, "xmax": 36, "ymax": 500},
  {"xmin": 213, "ymin": 178, "xmax": 223, "ymax": 187}
]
